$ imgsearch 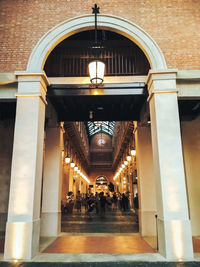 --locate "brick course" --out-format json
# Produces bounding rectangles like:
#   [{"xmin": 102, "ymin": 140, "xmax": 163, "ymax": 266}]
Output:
[{"xmin": 0, "ymin": 0, "xmax": 200, "ymax": 72}]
